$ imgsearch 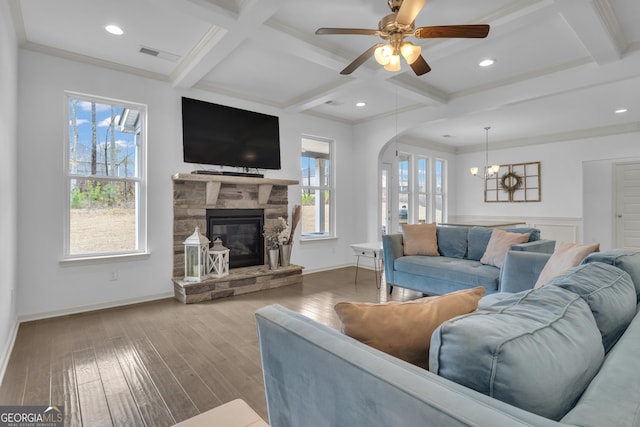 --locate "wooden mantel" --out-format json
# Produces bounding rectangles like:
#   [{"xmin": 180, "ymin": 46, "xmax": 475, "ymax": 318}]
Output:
[{"xmin": 172, "ymin": 173, "xmax": 298, "ymax": 205}]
